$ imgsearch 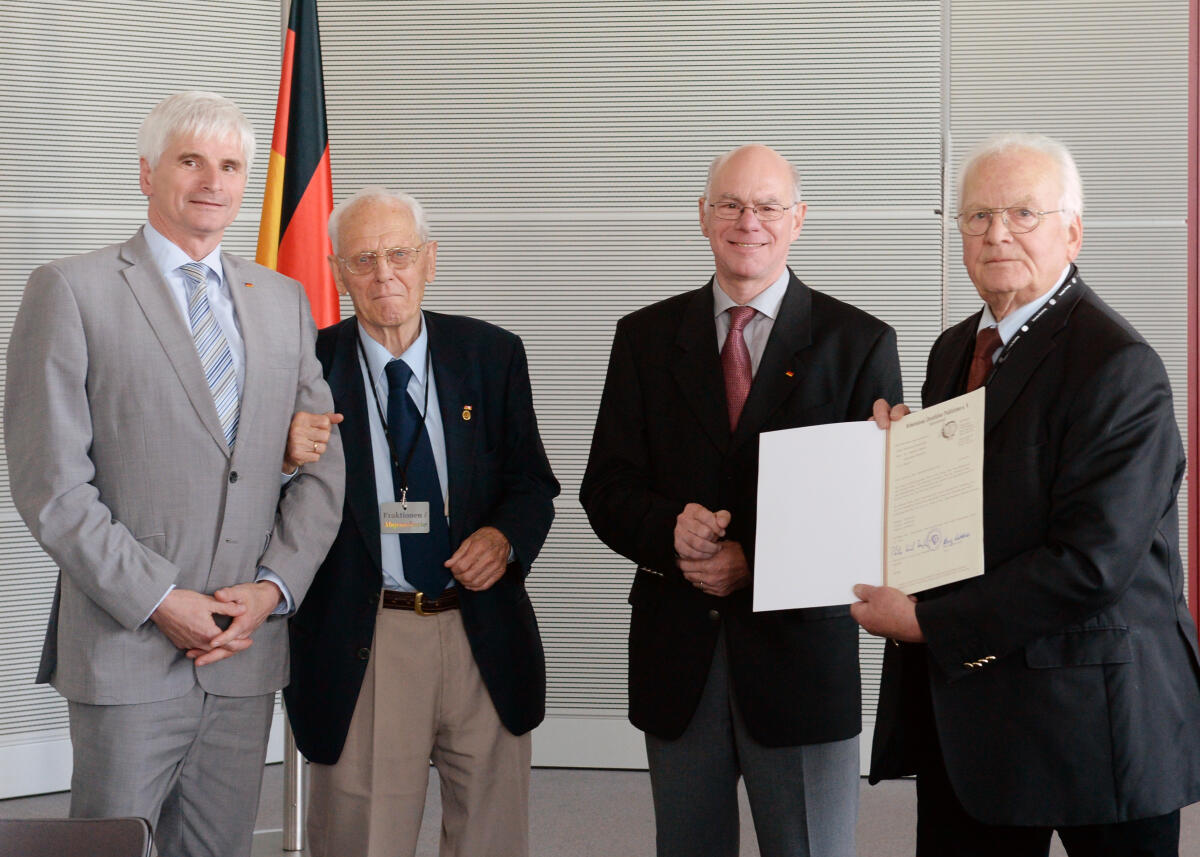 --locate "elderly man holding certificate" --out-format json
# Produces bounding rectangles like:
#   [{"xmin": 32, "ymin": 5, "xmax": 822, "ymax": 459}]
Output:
[{"xmin": 853, "ymin": 133, "xmax": 1200, "ymax": 857}]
